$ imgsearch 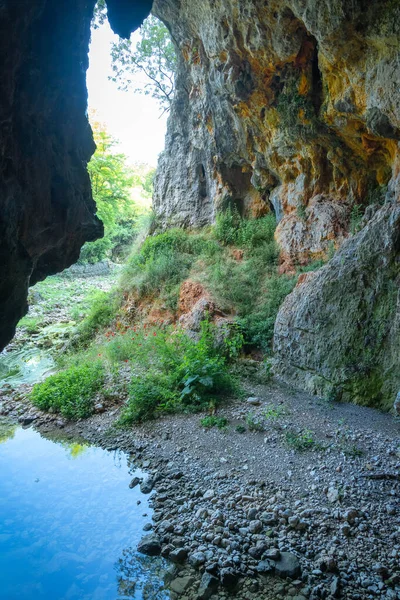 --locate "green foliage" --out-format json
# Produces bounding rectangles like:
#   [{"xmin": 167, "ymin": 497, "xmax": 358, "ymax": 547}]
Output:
[
  {"xmin": 285, "ymin": 429, "xmax": 317, "ymax": 451},
  {"xmin": 121, "ymin": 228, "xmax": 221, "ymax": 309},
  {"xmin": 110, "ymin": 16, "xmax": 176, "ymax": 112},
  {"xmin": 246, "ymin": 413, "xmax": 265, "ymax": 432},
  {"xmin": 119, "ymin": 372, "xmax": 178, "ymax": 424},
  {"xmin": 80, "ymin": 118, "xmax": 154, "ymax": 264},
  {"xmin": 200, "ymin": 415, "xmax": 229, "ymax": 429},
  {"xmin": 76, "ymin": 291, "xmax": 119, "ymax": 346},
  {"xmin": 264, "ymin": 404, "xmax": 290, "ymax": 420},
  {"xmin": 214, "ymin": 209, "xmax": 277, "ymax": 250},
  {"xmin": 222, "ymin": 324, "xmax": 245, "ymax": 360},
  {"xmin": 350, "ymin": 204, "xmax": 363, "ymax": 235},
  {"xmin": 235, "ymin": 425, "xmax": 246, "ymax": 434},
  {"xmin": 296, "ymin": 204, "xmax": 307, "ymax": 221},
  {"xmin": 18, "ymin": 316, "xmax": 43, "ymax": 334},
  {"xmin": 30, "ymin": 362, "xmax": 105, "ymax": 420},
  {"xmin": 79, "ymin": 237, "xmax": 113, "ymax": 264},
  {"xmin": 118, "ymin": 321, "xmax": 237, "ymax": 424}
]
